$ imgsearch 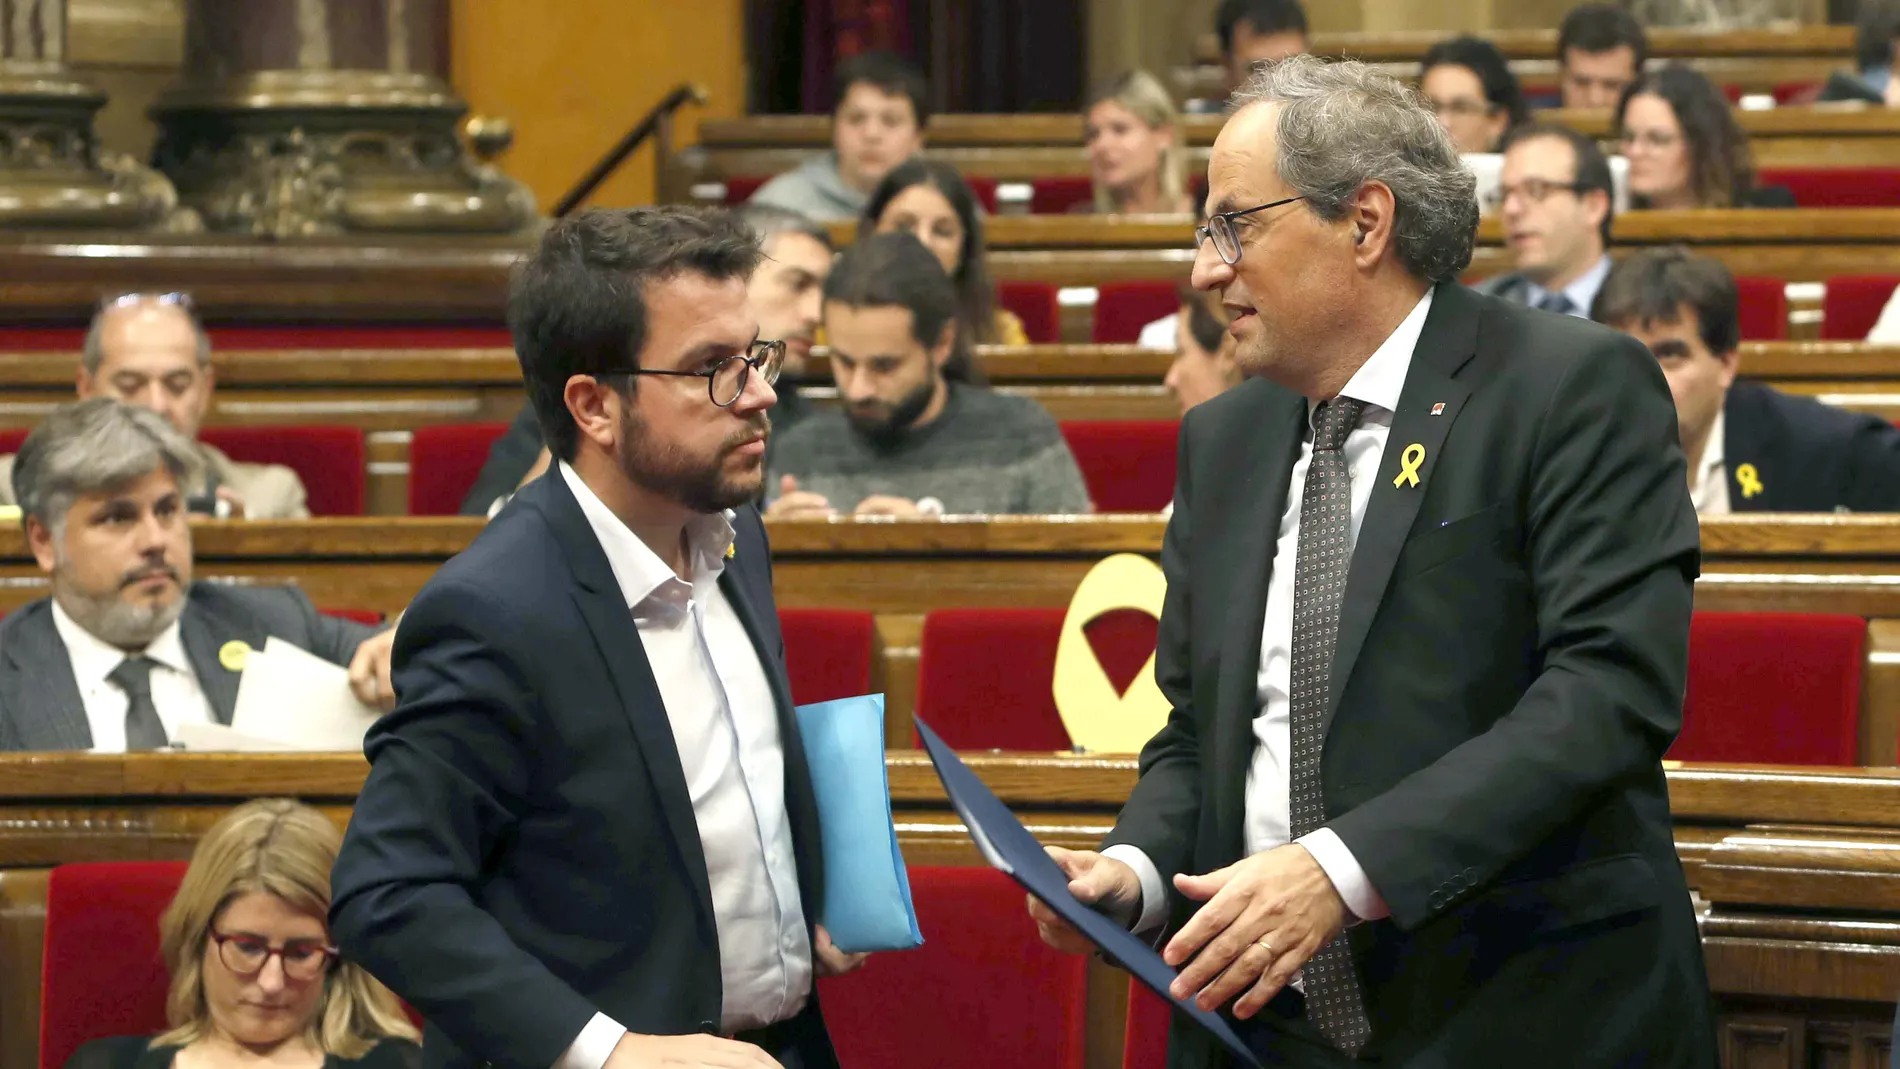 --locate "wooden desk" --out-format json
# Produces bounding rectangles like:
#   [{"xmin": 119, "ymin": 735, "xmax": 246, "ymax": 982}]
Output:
[{"xmin": 0, "ymin": 754, "xmax": 1891, "ymax": 1069}]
